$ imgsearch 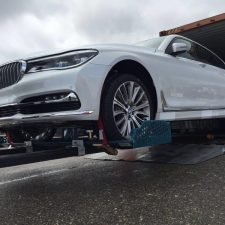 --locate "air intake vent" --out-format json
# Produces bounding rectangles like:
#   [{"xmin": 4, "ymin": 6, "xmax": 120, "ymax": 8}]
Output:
[{"xmin": 0, "ymin": 61, "xmax": 26, "ymax": 90}]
